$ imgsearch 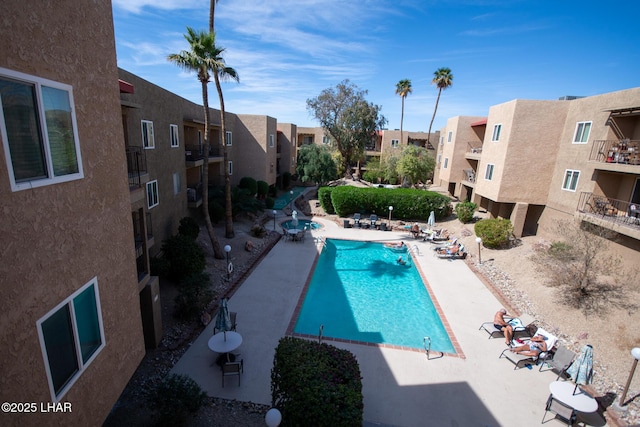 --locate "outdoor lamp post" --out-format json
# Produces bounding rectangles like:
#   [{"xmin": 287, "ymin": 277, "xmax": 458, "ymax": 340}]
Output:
[
  {"xmin": 224, "ymin": 245, "xmax": 231, "ymax": 281},
  {"xmin": 265, "ymin": 408, "xmax": 282, "ymax": 427},
  {"xmin": 289, "ymin": 190, "xmax": 294, "ymax": 211},
  {"xmin": 476, "ymin": 237, "xmax": 483, "ymax": 265},
  {"xmin": 619, "ymin": 347, "xmax": 640, "ymax": 407},
  {"xmin": 388, "ymin": 205, "xmax": 393, "ymax": 222},
  {"xmin": 272, "ymin": 210, "xmax": 277, "ymax": 231}
]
